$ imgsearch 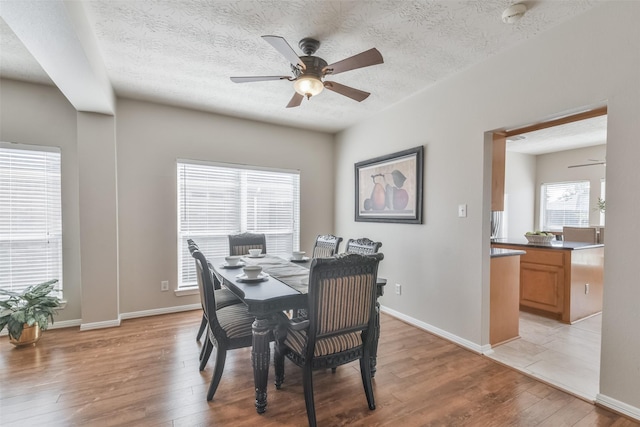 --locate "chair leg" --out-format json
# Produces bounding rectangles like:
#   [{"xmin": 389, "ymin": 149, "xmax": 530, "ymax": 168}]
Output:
[
  {"xmin": 302, "ymin": 365, "xmax": 317, "ymax": 427},
  {"xmin": 359, "ymin": 353, "xmax": 376, "ymax": 410},
  {"xmin": 199, "ymin": 337, "xmax": 213, "ymax": 371},
  {"xmin": 196, "ymin": 315, "xmax": 207, "ymax": 341},
  {"xmin": 207, "ymin": 347, "xmax": 227, "ymax": 401}
]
